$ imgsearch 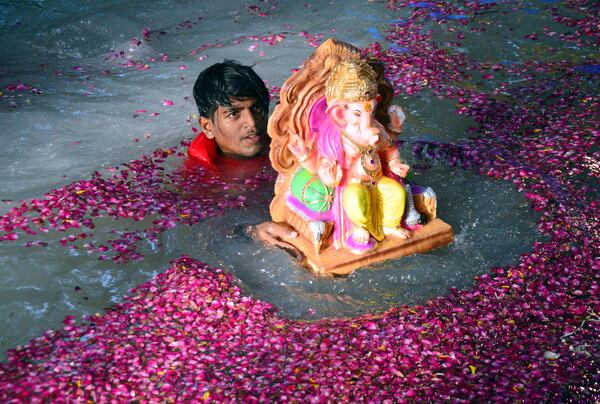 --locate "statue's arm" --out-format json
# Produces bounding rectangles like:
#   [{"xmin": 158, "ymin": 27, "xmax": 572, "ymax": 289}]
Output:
[
  {"xmin": 380, "ymin": 128, "xmax": 410, "ymax": 179},
  {"xmin": 378, "ymin": 104, "xmax": 409, "ymax": 178}
]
